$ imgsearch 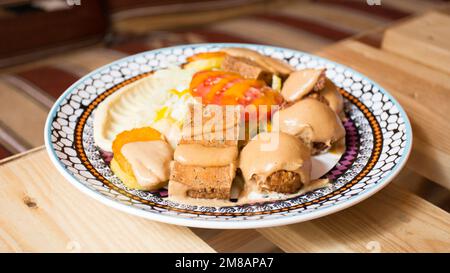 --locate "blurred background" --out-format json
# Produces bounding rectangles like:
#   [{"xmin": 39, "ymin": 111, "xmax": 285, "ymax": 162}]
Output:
[
  {"xmin": 0, "ymin": 0, "xmax": 449, "ymax": 219},
  {"xmin": 2, "ymin": 0, "xmax": 449, "ymax": 156}
]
